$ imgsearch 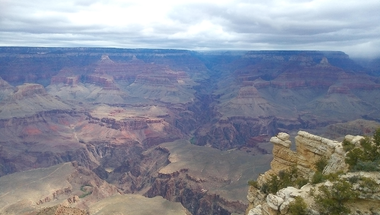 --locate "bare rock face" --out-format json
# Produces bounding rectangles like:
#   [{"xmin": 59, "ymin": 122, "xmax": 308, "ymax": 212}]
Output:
[
  {"xmin": 296, "ymin": 131, "xmax": 342, "ymax": 174},
  {"xmin": 248, "ymin": 205, "xmax": 262, "ymax": 215},
  {"xmin": 260, "ymin": 187, "xmax": 304, "ymax": 215},
  {"xmin": 266, "ymin": 194, "xmax": 284, "ymax": 211},
  {"xmin": 258, "ymin": 131, "xmax": 347, "ymax": 183}
]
